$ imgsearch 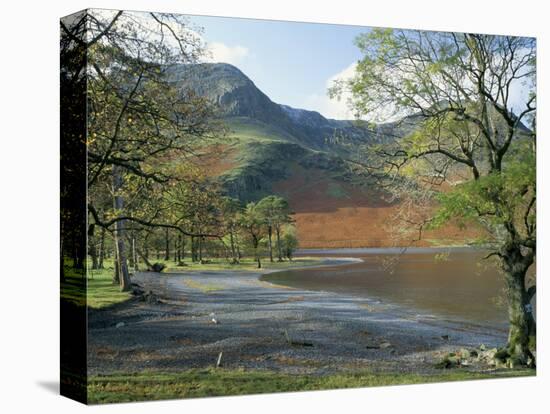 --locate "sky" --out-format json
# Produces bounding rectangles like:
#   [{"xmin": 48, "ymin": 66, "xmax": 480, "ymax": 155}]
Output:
[
  {"xmin": 187, "ymin": 14, "xmax": 534, "ymax": 122},
  {"xmin": 89, "ymin": 10, "xmax": 533, "ymax": 121},
  {"xmin": 189, "ymin": 14, "xmax": 368, "ymax": 119}
]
